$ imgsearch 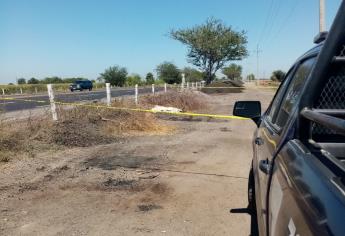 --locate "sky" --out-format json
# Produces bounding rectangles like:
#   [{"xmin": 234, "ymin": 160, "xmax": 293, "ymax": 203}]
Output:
[{"xmin": 0, "ymin": 0, "xmax": 342, "ymax": 83}]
